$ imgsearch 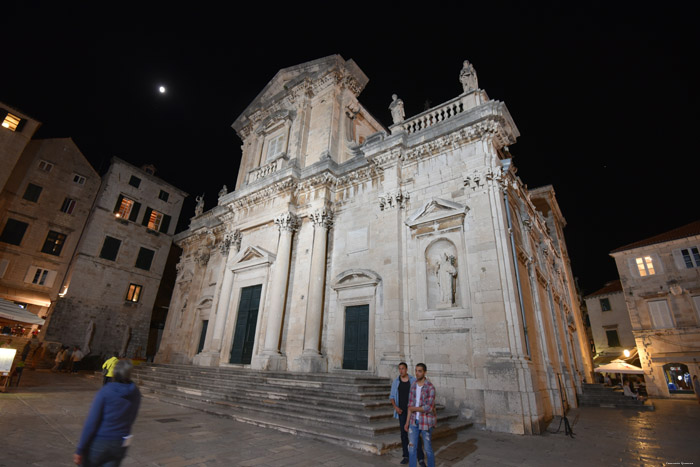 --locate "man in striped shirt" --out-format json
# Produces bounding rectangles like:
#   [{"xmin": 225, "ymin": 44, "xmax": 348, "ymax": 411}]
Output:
[{"xmin": 404, "ymin": 363, "xmax": 436, "ymax": 467}]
